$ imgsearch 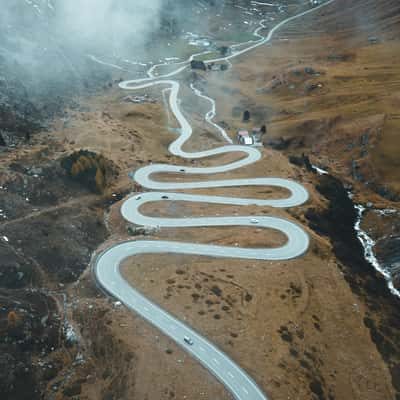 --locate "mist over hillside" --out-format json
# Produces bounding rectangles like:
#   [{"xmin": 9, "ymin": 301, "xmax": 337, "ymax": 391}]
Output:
[
  {"xmin": 0, "ymin": 0, "xmax": 225, "ymax": 80},
  {"xmin": 0, "ymin": 0, "xmax": 225, "ymax": 145}
]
